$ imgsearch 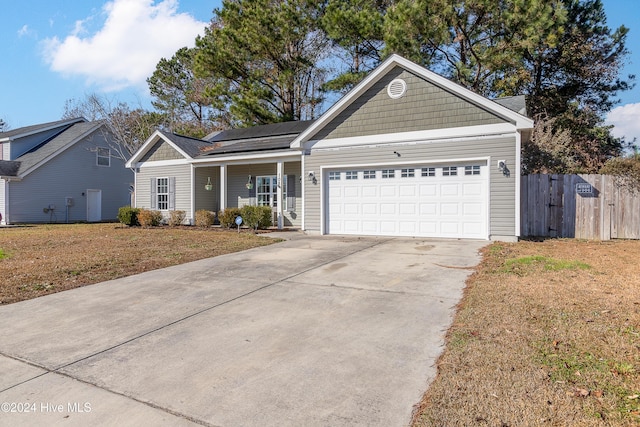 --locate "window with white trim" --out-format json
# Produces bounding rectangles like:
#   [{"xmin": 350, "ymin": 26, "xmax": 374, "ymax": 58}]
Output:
[
  {"xmin": 421, "ymin": 167, "xmax": 435, "ymax": 177},
  {"xmin": 382, "ymin": 169, "xmax": 395, "ymax": 178},
  {"xmin": 157, "ymin": 177, "xmax": 169, "ymax": 210},
  {"xmin": 401, "ymin": 168, "xmax": 415, "ymax": 178},
  {"xmin": 329, "ymin": 171, "xmax": 341, "ymax": 180},
  {"xmin": 442, "ymin": 166, "xmax": 458, "ymax": 176},
  {"xmin": 257, "ymin": 176, "xmax": 287, "ymax": 210},
  {"xmin": 465, "ymin": 165, "xmax": 481, "ymax": 175},
  {"xmin": 345, "ymin": 171, "xmax": 358, "ymax": 180},
  {"xmin": 97, "ymin": 147, "xmax": 110, "ymax": 167},
  {"xmin": 363, "ymin": 170, "xmax": 376, "ymax": 179}
]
